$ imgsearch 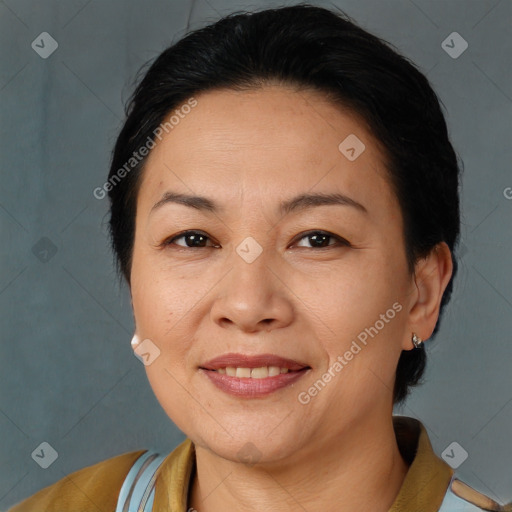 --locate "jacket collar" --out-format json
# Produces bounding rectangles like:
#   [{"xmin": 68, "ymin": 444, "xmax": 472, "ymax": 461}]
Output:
[
  {"xmin": 153, "ymin": 416, "xmax": 454, "ymax": 511},
  {"xmin": 389, "ymin": 416, "xmax": 453, "ymax": 511}
]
